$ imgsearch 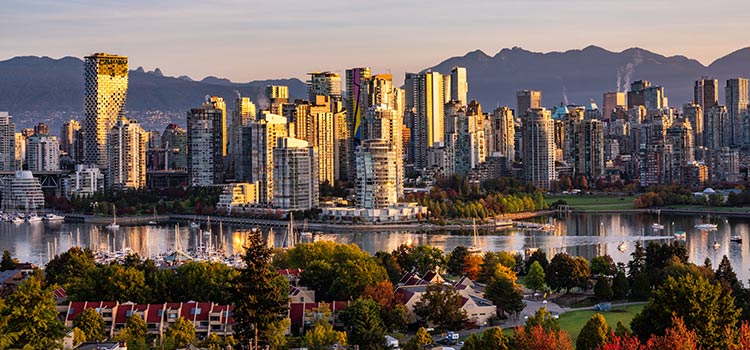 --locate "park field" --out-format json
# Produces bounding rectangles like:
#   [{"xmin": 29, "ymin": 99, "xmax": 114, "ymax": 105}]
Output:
[
  {"xmin": 559, "ymin": 304, "xmax": 644, "ymax": 344},
  {"xmin": 545, "ymin": 194, "xmax": 637, "ymax": 211}
]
